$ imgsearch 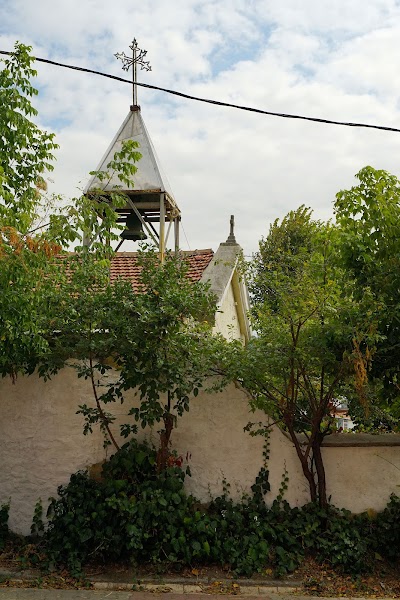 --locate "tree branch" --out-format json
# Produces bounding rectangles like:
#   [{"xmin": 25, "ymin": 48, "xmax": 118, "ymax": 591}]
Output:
[{"xmin": 89, "ymin": 352, "xmax": 120, "ymax": 451}]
